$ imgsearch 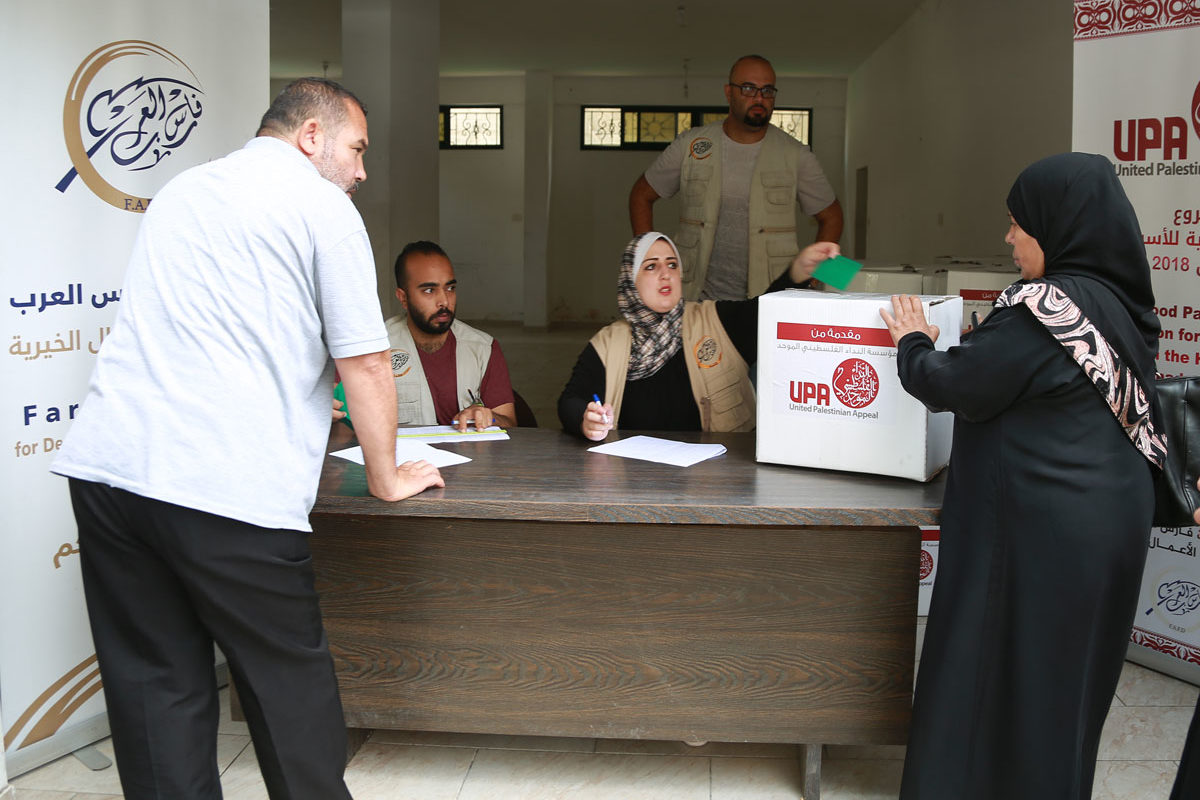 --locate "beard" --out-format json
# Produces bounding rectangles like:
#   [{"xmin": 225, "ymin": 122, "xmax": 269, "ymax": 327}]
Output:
[
  {"xmin": 315, "ymin": 141, "xmax": 357, "ymax": 195},
  {"xmin": 743, "ymin": 106, "xmax": 771, "ymax": 128},
  {"xmin": 412, "ymin": 307, "xmax": 455, "ymax": 335}
]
